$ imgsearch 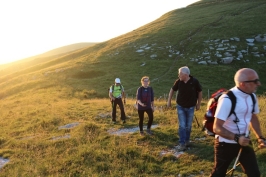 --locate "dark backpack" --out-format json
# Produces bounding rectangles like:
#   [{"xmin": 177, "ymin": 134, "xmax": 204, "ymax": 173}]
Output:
[{"xmin": 202, "ymin": 89, "xmax": 256, "ymax": 136}]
